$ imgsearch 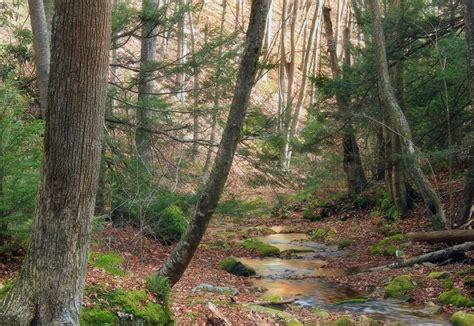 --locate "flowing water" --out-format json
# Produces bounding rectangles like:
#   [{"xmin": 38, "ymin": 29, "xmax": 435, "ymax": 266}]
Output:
[{"xmin": 239, "ymin": 228, "xmax": 451, "ymax": 326}]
